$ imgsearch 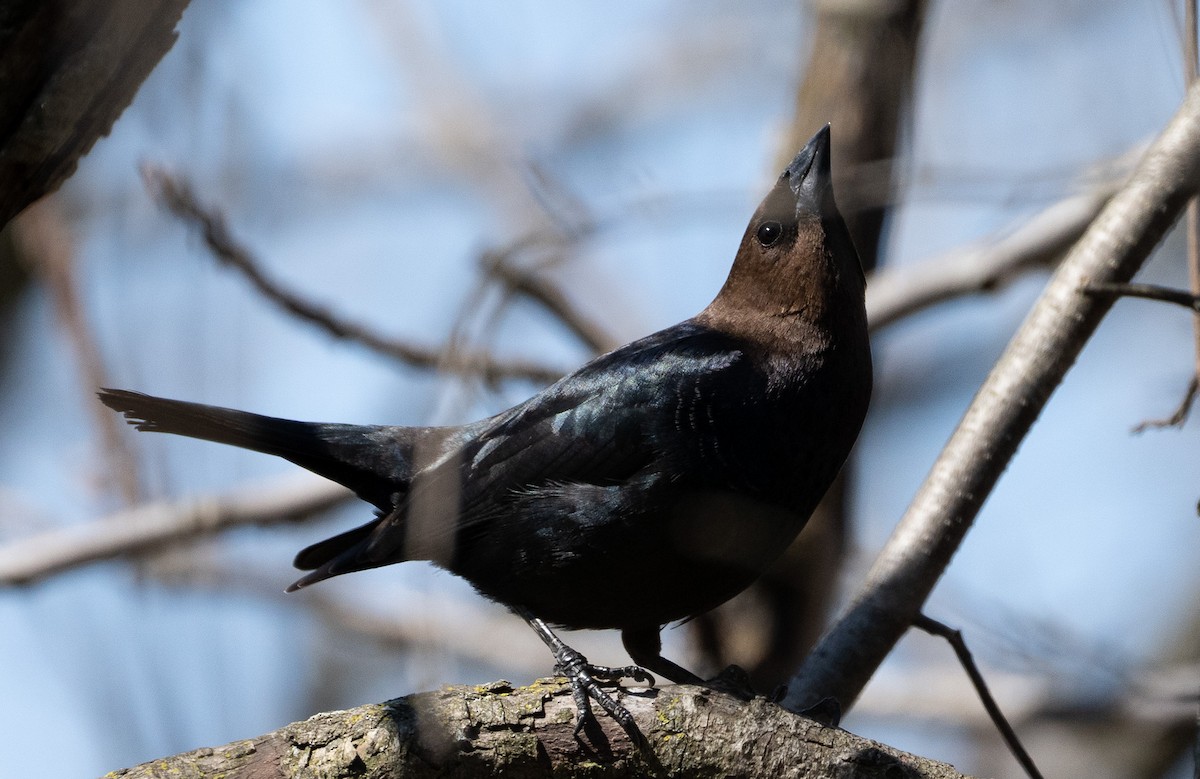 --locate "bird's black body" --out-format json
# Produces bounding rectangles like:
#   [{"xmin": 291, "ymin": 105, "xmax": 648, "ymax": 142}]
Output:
[
  {"xmin": 100, "ymin": 126, "xmax": 871, "ymax": 740},
  {"xmin": 446, "ymin": 319, "xmax": 865, "ymax": 632}
]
